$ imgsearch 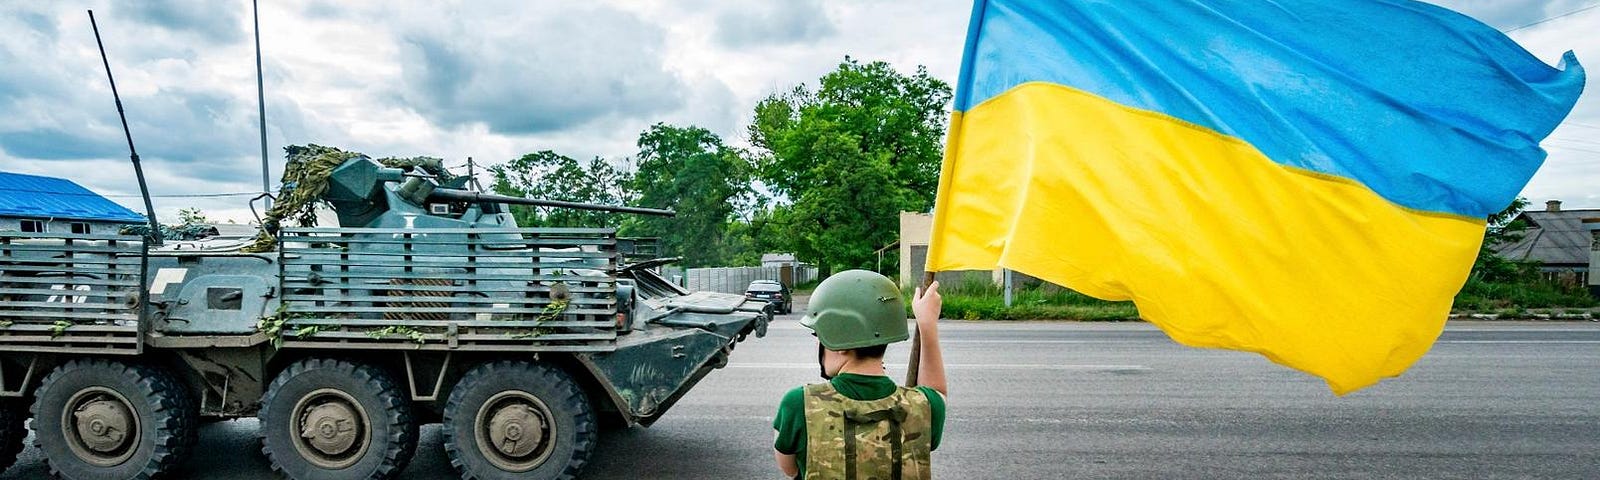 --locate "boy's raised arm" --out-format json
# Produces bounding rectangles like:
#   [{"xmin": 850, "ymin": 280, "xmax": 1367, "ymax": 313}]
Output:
[{"xmin": 912, "ymin": 281, "xmax": 946, "ymax": 396}]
